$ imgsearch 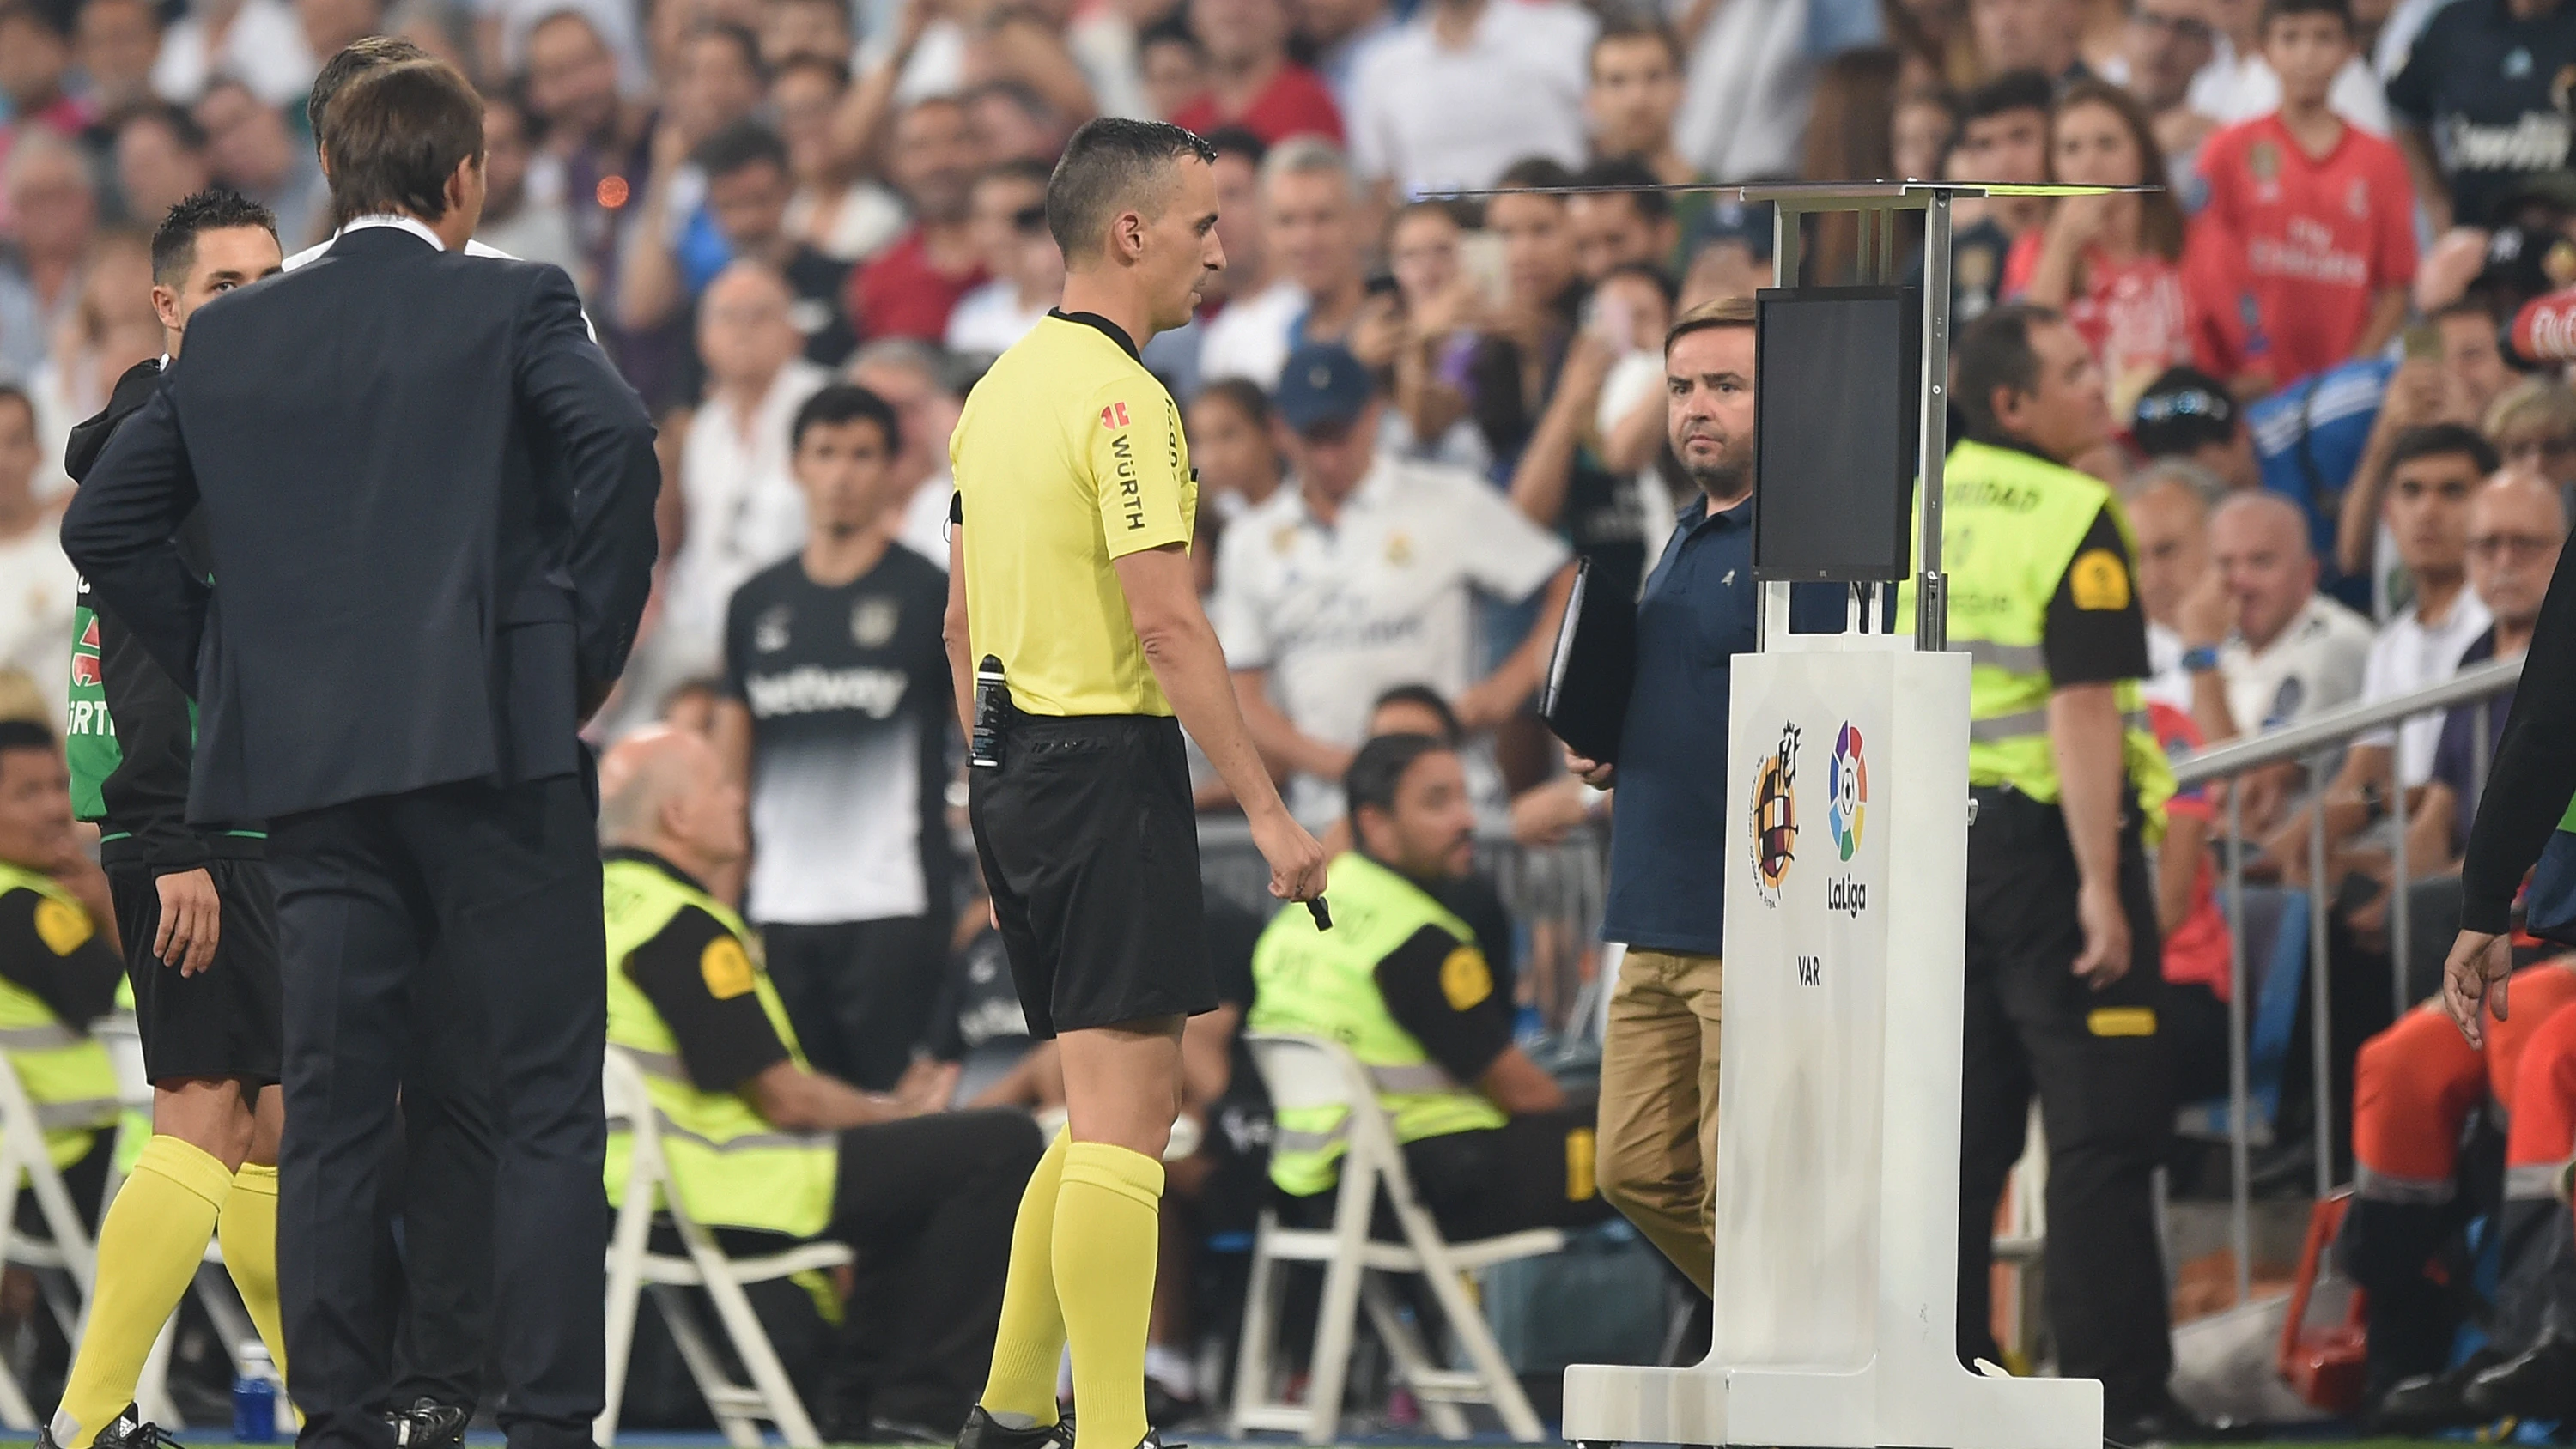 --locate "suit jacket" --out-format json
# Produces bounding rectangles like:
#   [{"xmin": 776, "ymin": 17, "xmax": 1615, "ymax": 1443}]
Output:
[{"xmin": 61, "ymin": 225, "xmax": 660, "ymax": 824}]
